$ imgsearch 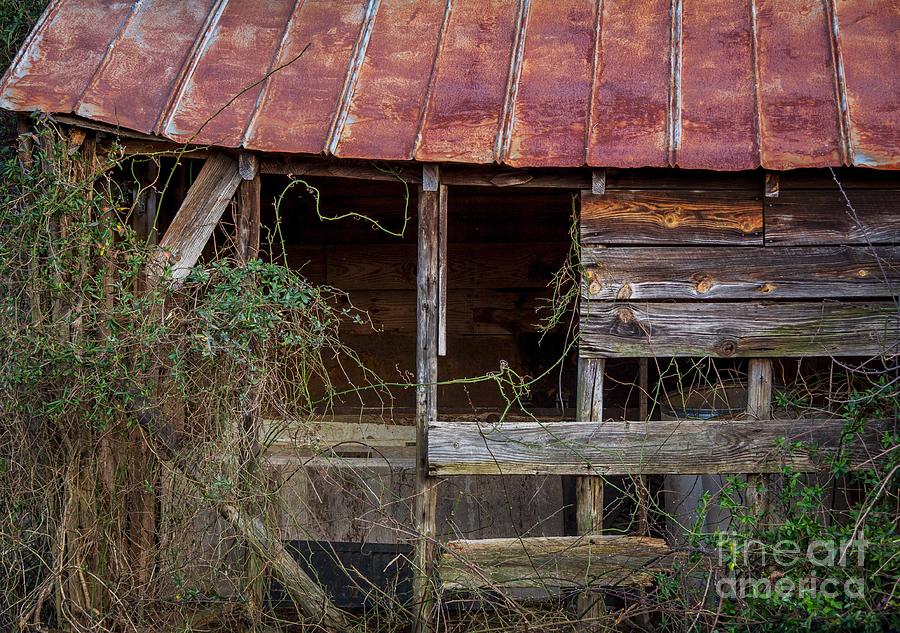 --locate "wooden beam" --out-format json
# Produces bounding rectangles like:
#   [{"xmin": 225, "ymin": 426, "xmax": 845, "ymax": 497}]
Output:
[
  {"xmin": 575, "ymin": 357, "xmax": 605, "ymax": 624},
  {"xmin": 422, "ymin": 164, "xmax": 440, "ymax": 192},
  {"xmin": 591, "ymin": 169, "xmax": 606, "ymax": 195},
  {"xmin": 764, "ymin": 172, "xmax": 780, "ymax": 198},
  {"xmin": 746, "ymin": 359, "xmax": 774, "ymax": 520},
  {"xmin": 581, "ymin": 246, "xmax": 900, "ymax": 301},
  {"xmin": 237, "ymin": 172, "xmax": 261, "ymax": 261},
  {"xmin": 414, "ymin": 182, "xmax": 440, "ymax": 633},
  {"xmin": 16, "ymin": 114, "xmax": 33, "ymax": 171},
  {"xmin": 581, "ymin": 189, "xmax": 763, "ymax": 245},
  {"xmin": 427, "ymin": 418, "xmax": 895, "ymax": 476},
  {"xmin": 437, "ymin": 185, "xmax": 448, "ymax": 356},
  {"xmin": 438, "ymin": 536, "xmax": 674, "ymax": 592},
  {"xmin": 765, "ymin": 189, "xmax": 900, "ymax": 245},
  {"xmin": 578, "ymin": 300, "xmax": 899, "ymax": 358},
  {"xmin": 238, "ymin": 152, "xmax": 259, "ymax": 181},
  {"xmin": 152, "ymin": 153, "xmax": 241, "ymax": 283},
  {"xmin": 261, "ymin": 156, "xmax": 422, "ymax": 183}
]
